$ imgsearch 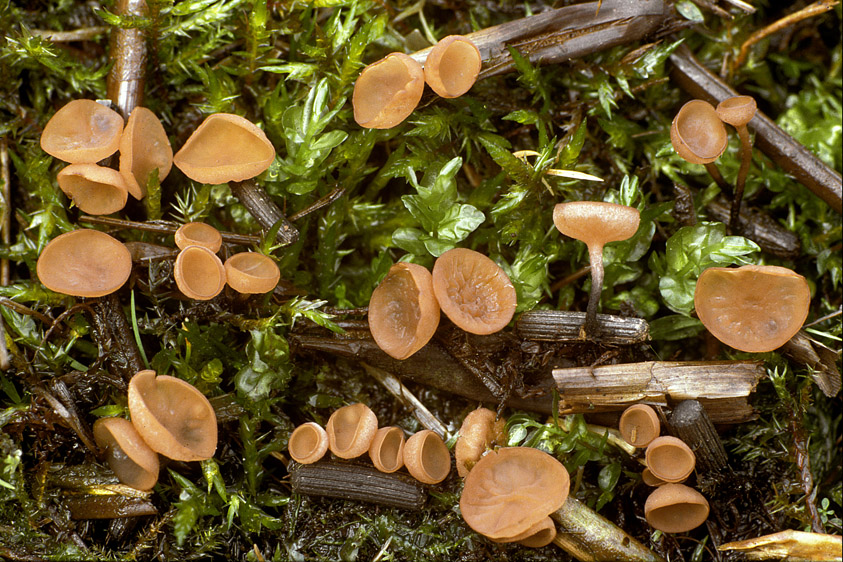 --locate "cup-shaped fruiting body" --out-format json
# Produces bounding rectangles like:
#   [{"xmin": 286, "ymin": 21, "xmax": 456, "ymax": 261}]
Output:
[
  {"xmin": 645, "ymin": 436, "xmax": 696, "ymax": 483},
  {"xmin": 455, "ymin": 407, "xmax": 506, "ymax": 477},
  {"xmin": 644, "ymin": 483, "xmax": 710, "ymax": 533},
  {"xmin": 431, "ymin": 248, "xmax": 517, "ymax": 335},
  {"xmin": 424, "ymin": 35, "xmax": 481, "ymax": 98},
  {"xmin": 460, "ymin": 447, "xmax": 570, "ymax": 541},
  {"xmin": 368, "ymin": 426, "xmax": 406, "ymax": 473},
  {"xmin": 368, "ymin": 262, "xmax": 440, "ymax": 360},
  {"xmin": 642, "ymin": 468, "xmax": 668, "ymax": 487},
  {"xmin": 670, "ymin": 100, "xmax": 728, "ymax": 165},
  {"xmin": 224, "ymin": 252, "xmax": 281, "ymax": 294},
  {"xmin": 694, "ymin": 265, "xmax": 810, "ymax": 352},
  {"xmin": 40, "ymin": 99, "xmax": 124, "ymax": 163},
  {"xmin": 403, "ymin": 429, "xmax": 451, "ymax": 485},
  {"xmin": 36, "ymin": 229, "xmax": 132, "ymax": 297},
  {"xmin": 325, "ymin": 403, "xmax": 378, "ymax": 459},
  {"xmin": 174, "ymin": 222, "xmax": 222, "ymax": 252},
  {"xmin": 491, "ymin": 516, "xmax": 557, "ymax": 548},
  {"xmin": 619, "ymin": 404, "xmax": 660, "ymax": 448},
  {"xmin": 173, "ymin": 246, "xmax": 226, "ymax": 301},
  {"xmin": 352, "ymin": 52, "xmax": 425, "ymax": 129},
  {"xmin": 716, "ymin": 95, "xmax": 757, "ymax": 128},
  {"xmin": 288, "ymin": 422, "xmax": 329, "ymax": 465},
  {"xmin": 128, "ymin": 370, "xmax": 218, "ymax": 461},
  {"xmin": 93, "ymin": 417, "xmax": 159, "ymax": 491},
  {"xmin": 173, "ymin": 113, "xmax": 275, "ymax": 184},
  {"xmin": 119, "ymin": 106, "xmax": 173, "ymax": 199},
  {"xmin": 57, "ymin": 163, "xmax": 129, "ymax": 215}
]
